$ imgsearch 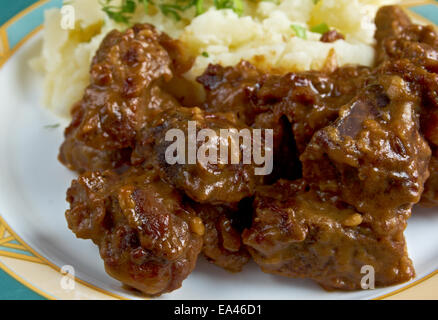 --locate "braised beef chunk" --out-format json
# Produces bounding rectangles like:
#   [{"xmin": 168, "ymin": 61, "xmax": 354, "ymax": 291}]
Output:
[
  {"xmin": 376, "ymin": 6, "xmax": 438, "ymax": 72},
  {"xmin": 193, "ymin": 204, "xmax": 250, "ymax": 272},
  {"xmin": 197, "ymin": 61, "xmax": 261, "ymax": 125},
  {"xmin": 66, "ymin": 167, "xmax": 203, "ymax": 296},
  {"xmin": 59, "ymin": 24, "xmax": 181, "ymax": 173},
  {"xmin": 380, "ymin": 60, "xmax": 438, "ymax": 146},
  {"xmin": 320, "ymin": 30, "xmax": 345, "ymax": 43},
  {"xmin": 375, "ymin": 6, "xmax": 413, "ymax": 55},
  {"xmin": 374, "ymin": 6, "xmax": 438, "ymax": 206},
  {"xmin": 243, "ymin": 180, "xmax": 415, "ymax": 290},
  {"xmin": 135, "ymin": 106, "xmax": 261, "ymax": 205},
  {"xmin": 59, "ymin": 103, "xmax": 132, "ymax": 172},
  {"xmin": 249, "ymin": 66, "xmax": 371, "ymax": 154},
  {"xmin": 301, "ymin": 75, "xmax": 431, "ymax": 229}
]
